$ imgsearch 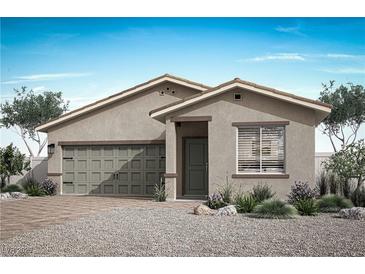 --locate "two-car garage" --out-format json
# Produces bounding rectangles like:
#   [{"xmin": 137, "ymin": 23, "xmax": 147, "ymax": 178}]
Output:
[{"xmin": 61, "ymin": 144, "xmax": 166, "ymax": 196}]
